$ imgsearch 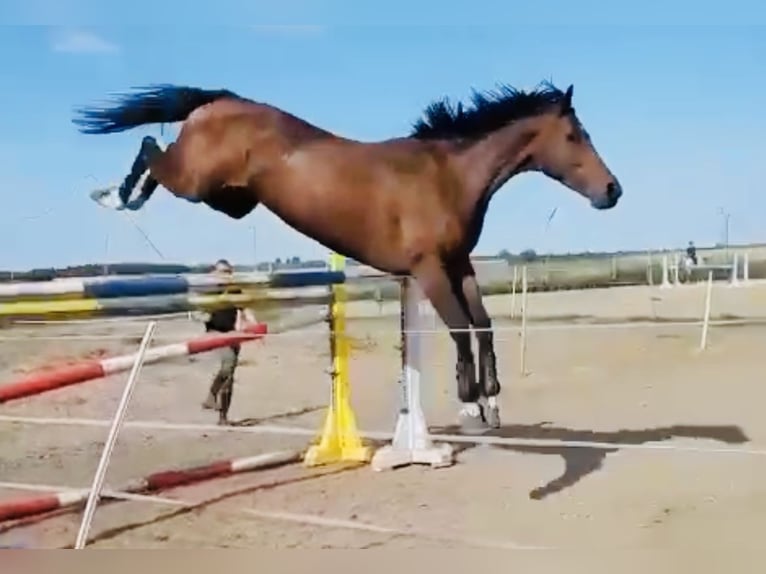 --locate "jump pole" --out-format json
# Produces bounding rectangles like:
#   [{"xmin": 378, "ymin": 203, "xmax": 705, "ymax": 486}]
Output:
[
  {"xmin": 0, "ymin": 323, "xmax": 269, "ymax": 403},
  {"xmin": 370, "ymin": 277, "xmax": 454, "ymax": 471},
  {"xmin": 303, "ymin": 253, "xmax": 372, "ymax": 466},
  {"xmin": 74, "ymin": 321, "xmax": 157, "ymax": 548},
  {"xmin": 0, "ymin": 450, "xmax": 301, "ymax": 523}
]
